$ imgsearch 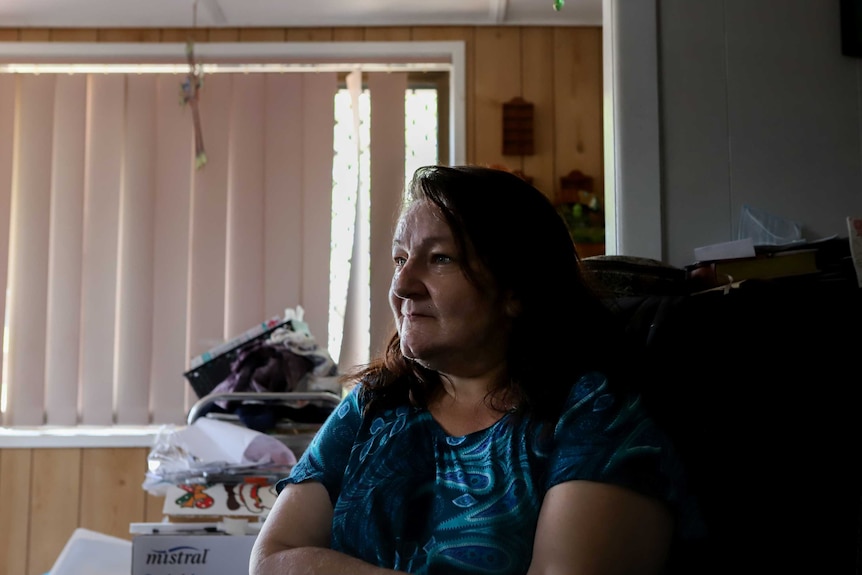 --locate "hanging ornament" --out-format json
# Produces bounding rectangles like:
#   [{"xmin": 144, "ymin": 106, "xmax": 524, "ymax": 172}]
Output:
[
  {"xmin": 553, "ymin": 0, "xmax": 565, "ymax": 11},
  {"xmin": 180, "ymin": 0, "xmax": 207, "ymax": 170}
]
